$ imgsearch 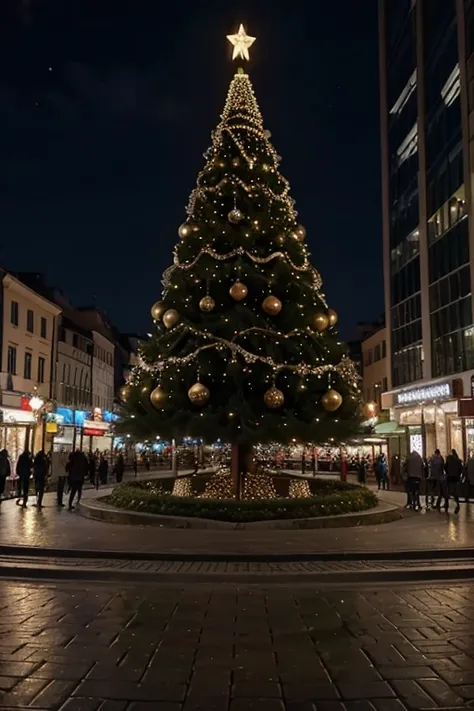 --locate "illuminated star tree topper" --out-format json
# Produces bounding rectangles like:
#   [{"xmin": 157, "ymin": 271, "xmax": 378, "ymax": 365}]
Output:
[{"xmin": 226, "ymin": 24, "xmax": 256, "ymax": 61}]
